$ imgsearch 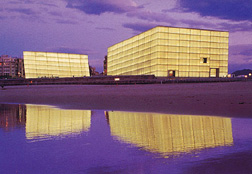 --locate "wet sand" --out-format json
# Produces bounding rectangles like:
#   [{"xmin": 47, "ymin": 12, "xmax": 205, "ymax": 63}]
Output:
[{"xmin": 0, "ymin": 81, "xmax": 252, "ymax": 118}]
